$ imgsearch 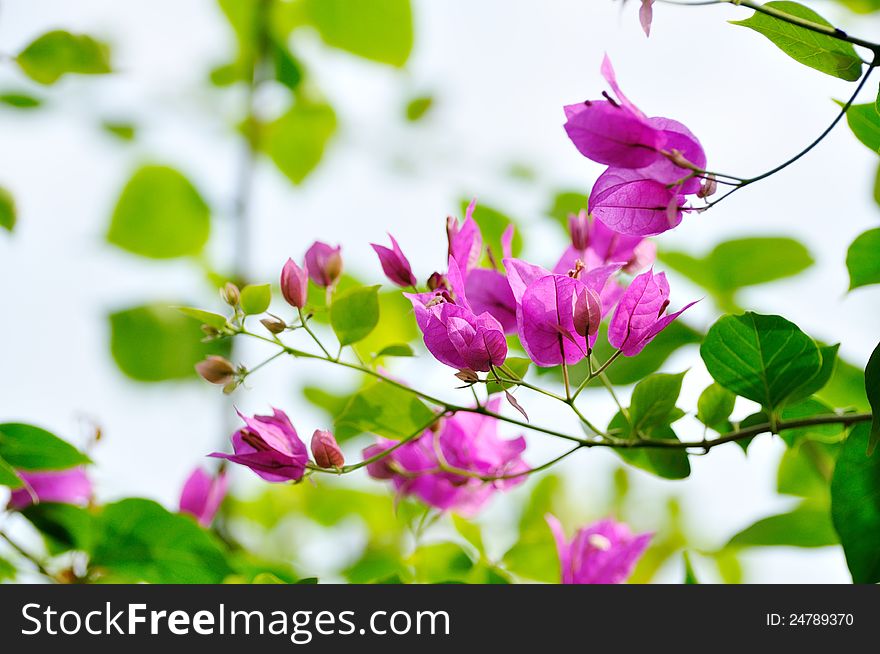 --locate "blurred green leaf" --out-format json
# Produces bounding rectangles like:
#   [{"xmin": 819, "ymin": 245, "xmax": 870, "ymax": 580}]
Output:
[
  {"xmin": 777, "ymin": 439, "xmax": 836, "ymax": 499},
  {"xmin": 269, "ymin": 37, "xmax": 303, "ymax": 90},
  {"xmin": 777, "ymin": 398, "xmax": 848, "ymax": 447},
  {"xmin": 502, "ymin": 476, "xmax": 561, "ymax": 583},
  {"xmin": 846, "ymin": 228, "xmax": 880, "ymax": 290},
  {"xmin": 22, "ymin": 504, "xmax": 95, "ymax": 555},
  {"xmin": 335, "ymin": 379, "xmax": 435, "ymax": 441},
  {"xmin": 836, "ymin": 0, "xmax": 880, "ymax": 12},
  {"xmin": 683, "ymin": 552, "xmax": 699, "ymax": 584},
  {"xmin": 697, "ymin": 383, "xmax": 736, "ymax": 431},
  {"xmin": 355, "ymin": 291, "xmax": 418, "ymax": 360},
  {"xmin": 107, "ymin": 165, "xmax": 210, "ymax": 259},
  {"xmin": 303, "ymin": 385, "xmax": 353, "ymax": 419},
  {"xmin": 177, "ymin": 307, "xmax": 229, "ymax": 330},
  {"xmin": 240, "ymin": 283, "xmax": 272, "ymax": 315},
  {"xmin": 866, "ymin": 341, "xmax": 880, "ymax": 454},
  {"xmin": 874, "ymin": 161, "xmax": 880, "ymax": 206},
  {"xmin": 545, "ymin": 190, "xmax": 587, "ymax": 232},
  {"xmin": 701, "ymin": 312, "xmax": 822, "ymax": 411},
  {"xmin": 0, "ymin": 423, "xmax": 90, "ymax": 471},
  {"xmin": 731, "ymin": 2, "xmax": 862, "ymax": 81},
  {"xmin": 0, "ymin": 92, "xmax": 42, "ymax": 109},
  {"xmin": 101, "ymin": 121, "xmax": 136, "ymax": 141},
  {"xmin": 0, "ymin": 455, "xmax": 22, "ymax": 488},
  {"xmin": 841, "ymin": 101, "xmax": 880, "ymax": 153},
  {"xmin": 817, "ymin": 354, "xmax": 871, "ymax": 411},
  {"xmin": 92, "ymin": 499, "xmax": 231, "ymax": 583},
  {"xmin": 452, "ymin": 515, "xmax": 484, "ymax": 554},
  {"xmin": 405, "ymin": 95, "xmax": 433, "ymax": 122},
  {"xmin": 345, "ymin": 546, "xmax": 406, "ymax": 584},
  {"xmin": 831, "ymin": 423, "xmax": 880, "ymax": 582},
  {"xmin": 331, "ymin": 285, "xmax": 380, "ymax": 346},
  {"xmin": 302, "ymin": 0, "xmax": 413, "ymax": 67},
  {"xmin": 661, "ymin": 237, "xmax": 813, "ymax": 311},
  {"xmin": 0, "ymin": 555, "xmax": 15, "ymax": 582},
  {"xmin": 374, "ymin": 343, "xmax": 414, "ymax": 358},
  {"xmin": 109, "ymin": 303, "xmax": 231, "ymax": 382},
  {"xmin": 0, "ymin": 186, "xmax": 15, "ymax": 232},
  {"xmin": 409, "ymin": 542, "xmax": 474, "ymax": 583},
  {"xmin": 262, "ymin": 102, "xmax": 337, "ymax": 184},
  {"xmin": 458, "ymin": 200, "xmax": 523, "ymax": 264},
  {"xmin": 727, "ymin": 502, "xmax": 838, "ymax": 548},
  {"xmin": 17, "ymin": 30, "xmax": 111, "ymax": 85}
]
